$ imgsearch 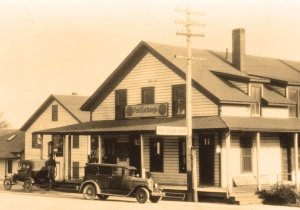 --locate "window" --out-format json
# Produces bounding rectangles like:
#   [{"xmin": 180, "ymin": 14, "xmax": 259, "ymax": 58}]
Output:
[
  {"xmin": 240, "ymin": 137, "xmax": 252, "ymax": 173},
  {"xmin": 115, "ymin": 90, "xmax": 127, "ymax": 119},
  {"xmin": 52, "ymin": 135, "xmax": 64, "ymax": 157},
  {"xmin": 7, "ymin": 160, "xmax": 12, "ymax": 174},
  {"xmin": 179, "ymin": 138, "xmax": 187, "ymax": 173},
  {"xmin": 172, "ymin": 85, "xmax": 186, "ymax": 117},
  {"xmin": 142, "ymin": 87, "xmax": 154, "ymax": 104},
  {"xmin": 32, "ymin": 134, "xmax": 41, "ymax": 149},
  {"xmin": 73, "ymin": 135, "xmax": 79, "ymax": 149},
  {"xmin": 52, "ymin": 105, "xmax": 58, "ymax": 121},
  {"xmin": 72, "ymin": 162, "xmax": 79, "ymax": 179},
  {"xmin": 150, "ymin": 138, "xmax": 164, "ymax": 172},
  {"xmin": 288, "ymin": 89, "xmax": 298, "ymax": 118},
  {"xmin": 250, "ymin": 85, "xmax": 262, "ymax": 116}
]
